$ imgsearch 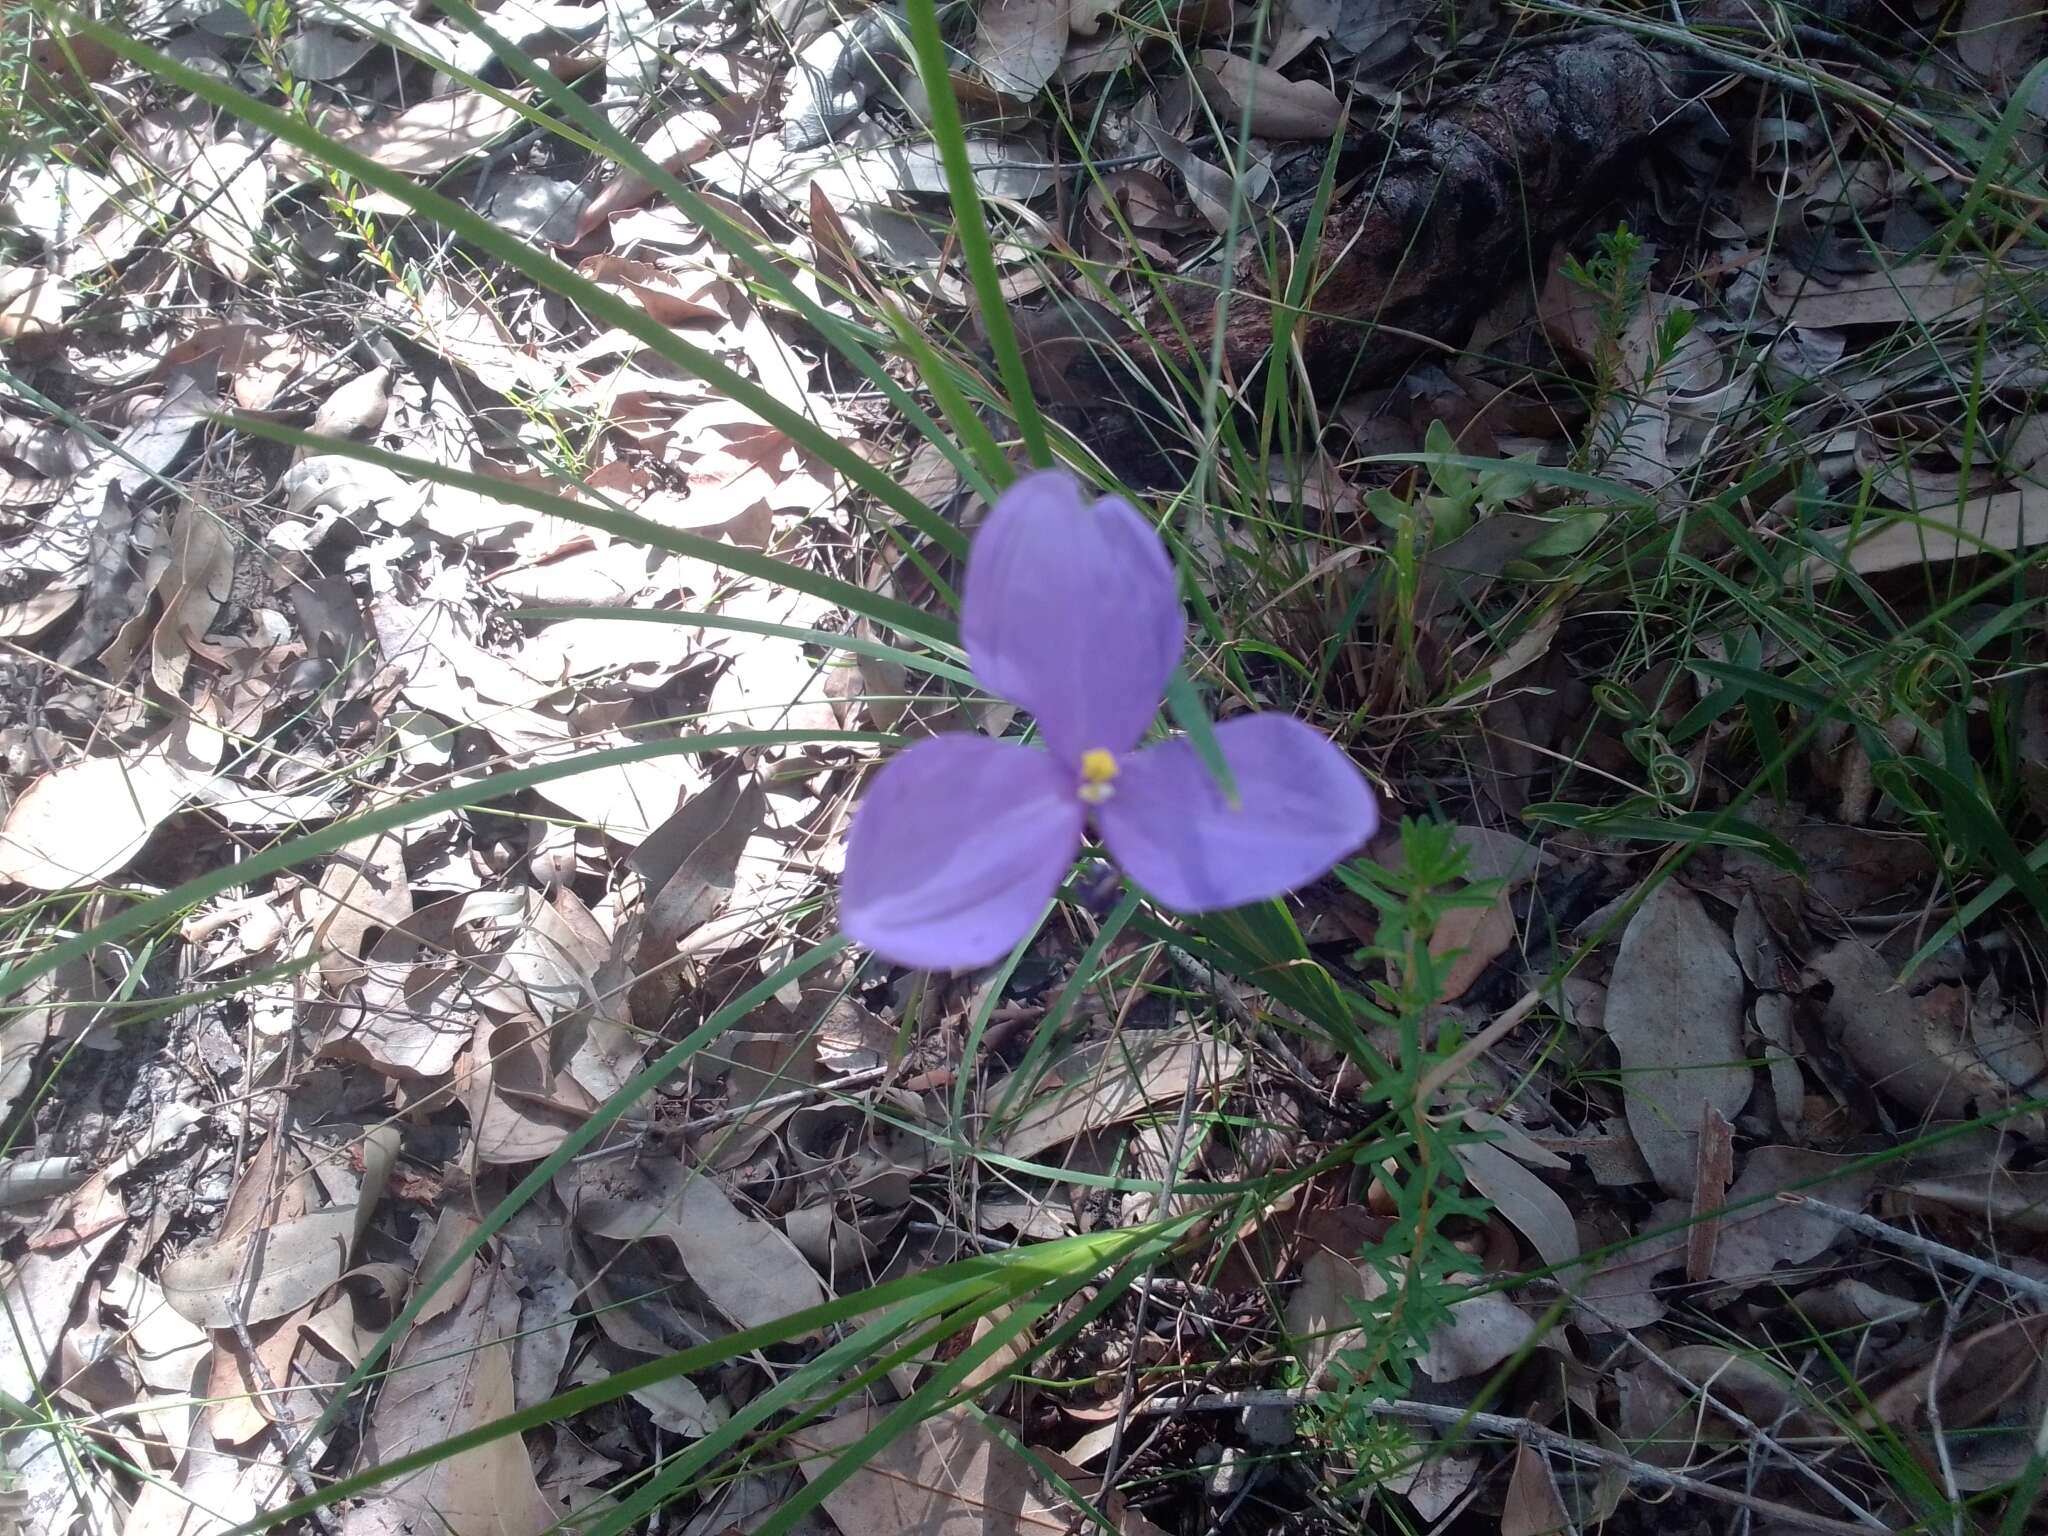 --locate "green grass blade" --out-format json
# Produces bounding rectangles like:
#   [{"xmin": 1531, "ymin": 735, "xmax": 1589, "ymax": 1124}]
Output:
[
  {"xmin": 899, "ymin": 0, "xmax": 1050, "ymax": 468},
  {"xmin": 512, "ymin": 607, "xmax": 974, "ymax": 686}
]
